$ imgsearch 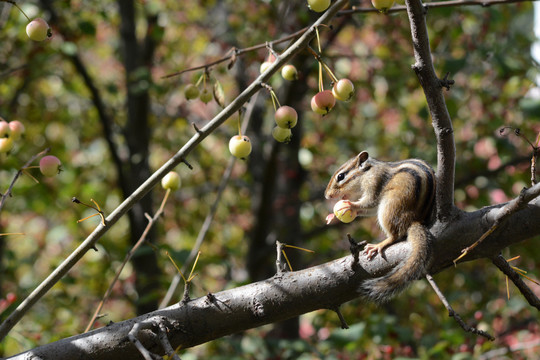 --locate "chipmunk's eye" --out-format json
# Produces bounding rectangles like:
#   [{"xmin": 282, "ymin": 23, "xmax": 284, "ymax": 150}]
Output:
[{"xmin": 337, "ymin": 172, "xmax": 346, "ymax": 182}]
